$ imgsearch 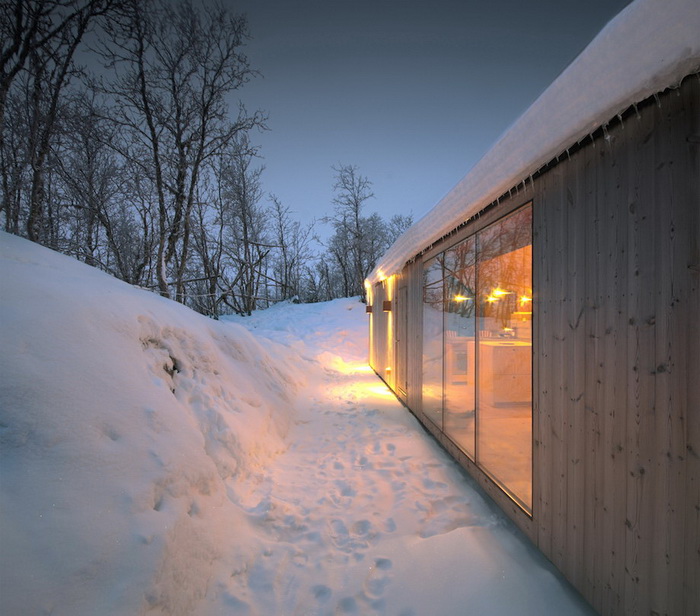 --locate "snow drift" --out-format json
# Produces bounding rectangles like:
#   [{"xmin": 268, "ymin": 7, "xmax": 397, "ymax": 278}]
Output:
[{"xmin": 0, "ymin": 231, "xmax": 304, "ymax": 614}]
